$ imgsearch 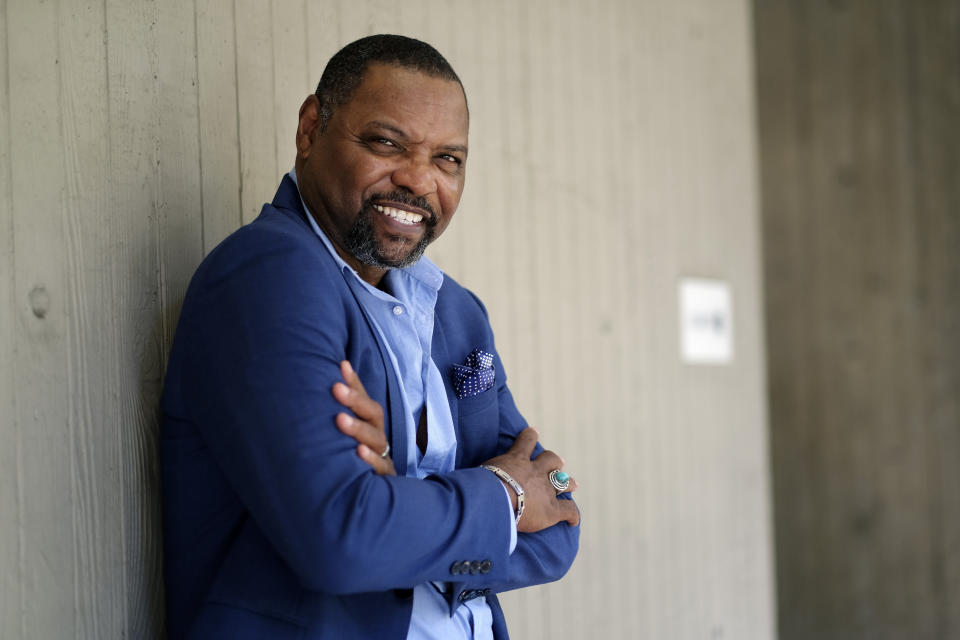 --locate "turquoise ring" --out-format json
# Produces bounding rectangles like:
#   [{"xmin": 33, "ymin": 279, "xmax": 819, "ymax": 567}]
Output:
[{"xmin": 549, "ymin": 470, "xmax": 571, "ymax": 493}]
